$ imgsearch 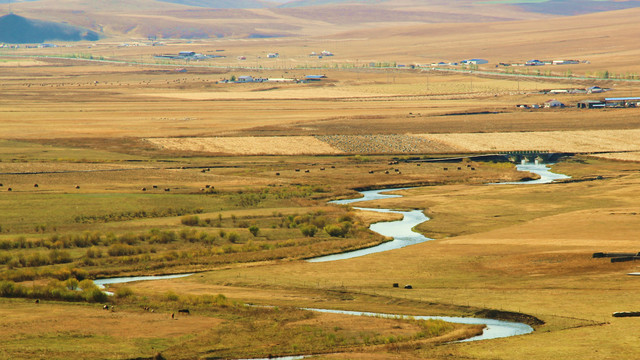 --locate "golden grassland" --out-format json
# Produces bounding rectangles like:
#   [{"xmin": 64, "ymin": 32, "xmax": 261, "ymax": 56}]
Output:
[{"xmin": 1, "ymin": 33, "xmax": 640, "ymax": 359}]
